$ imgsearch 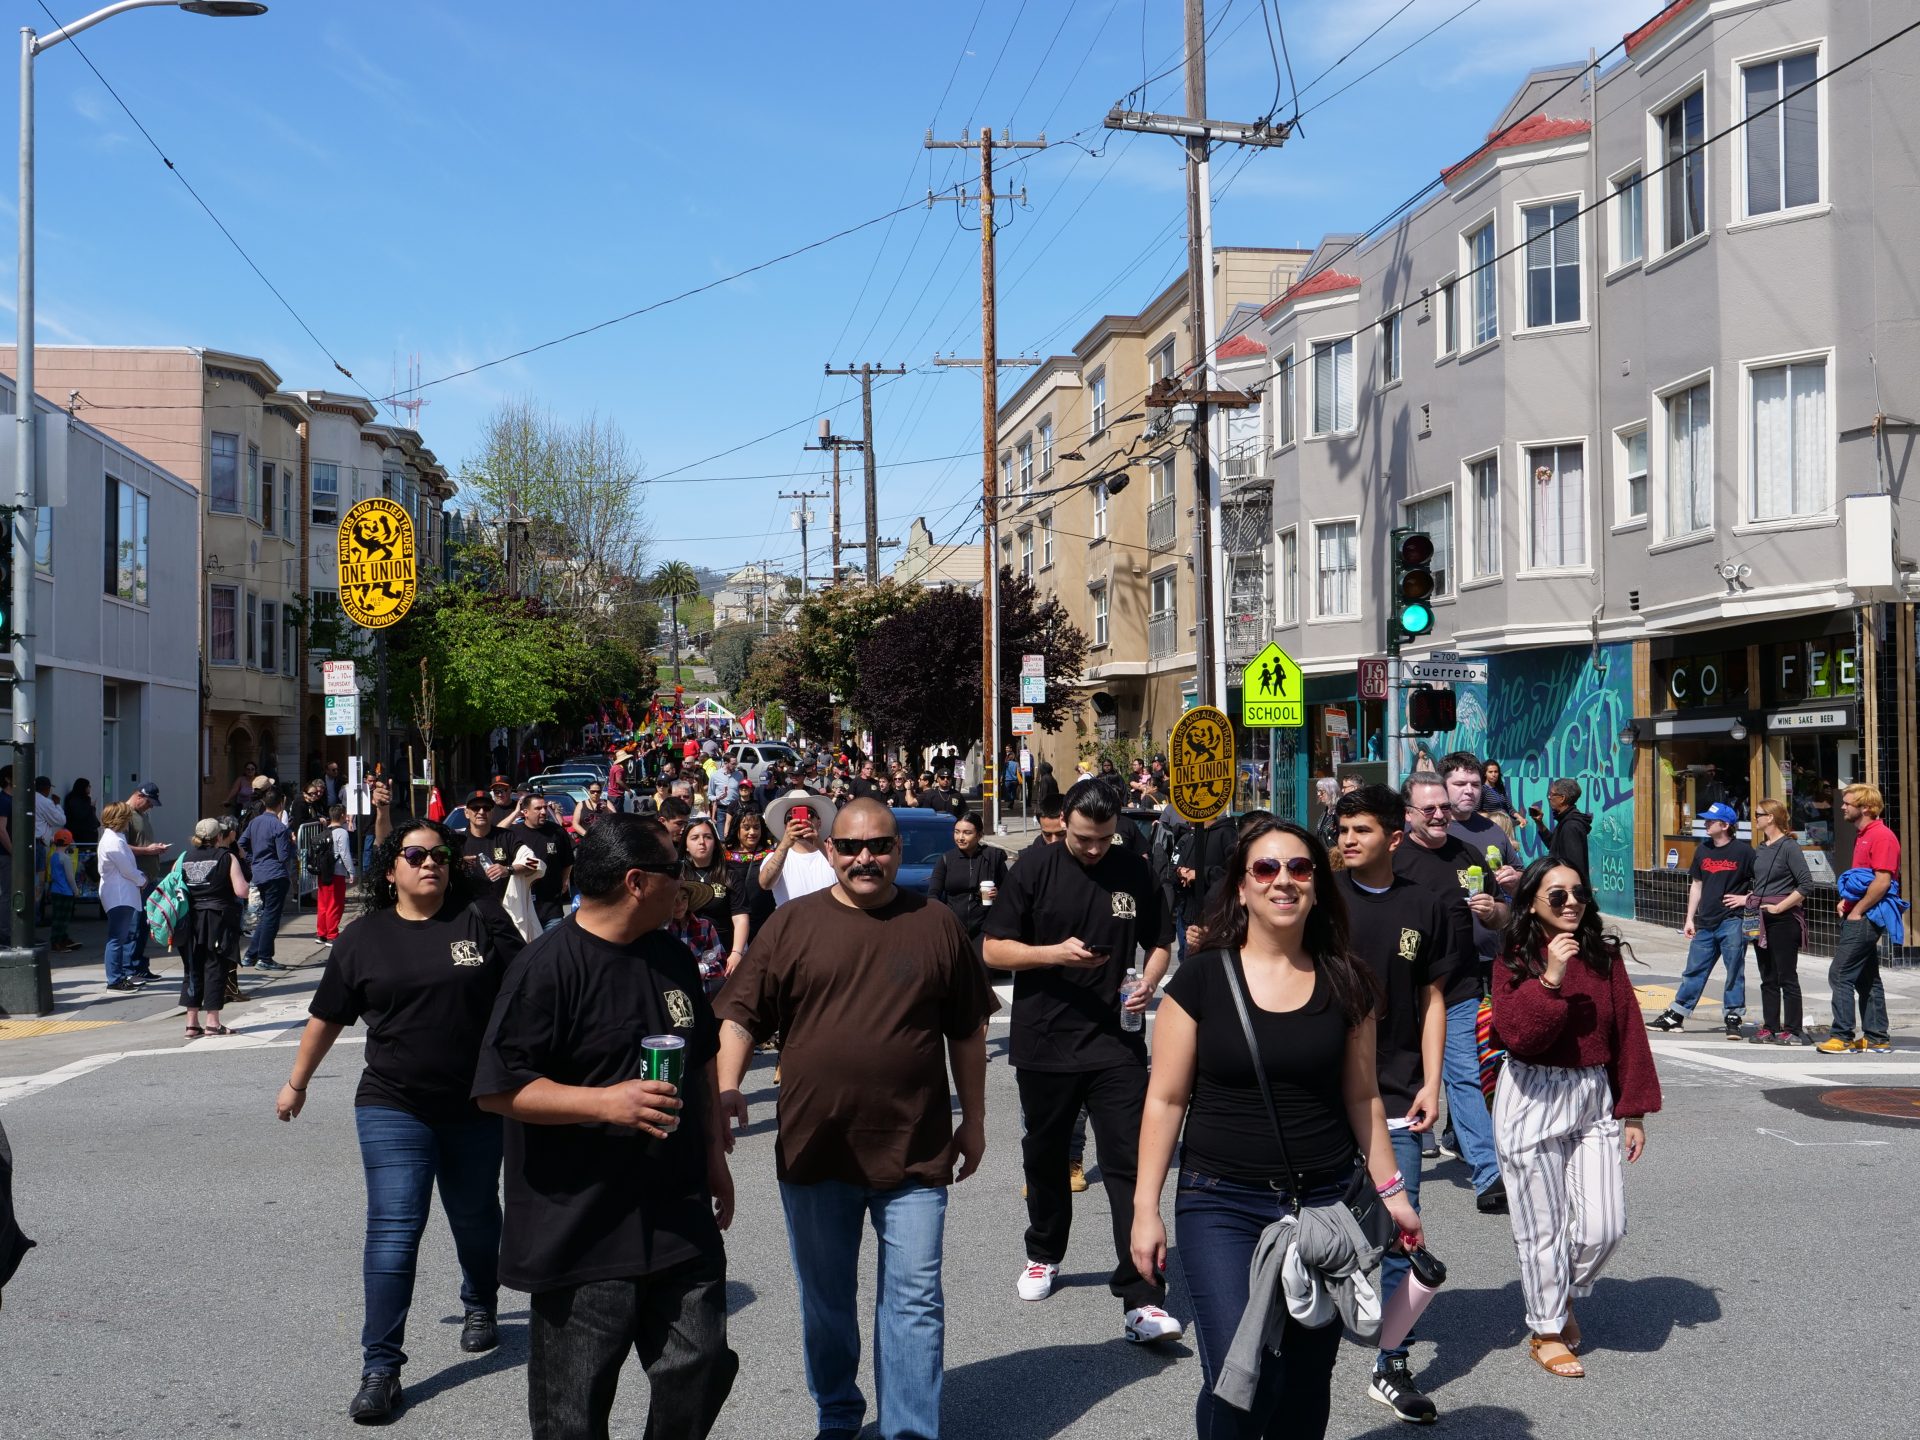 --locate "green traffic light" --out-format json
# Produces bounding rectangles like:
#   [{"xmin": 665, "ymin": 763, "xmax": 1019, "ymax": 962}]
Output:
[{"xmin": 1400, "ymin": 601, "xmax": 1433, "ymax": 636}]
